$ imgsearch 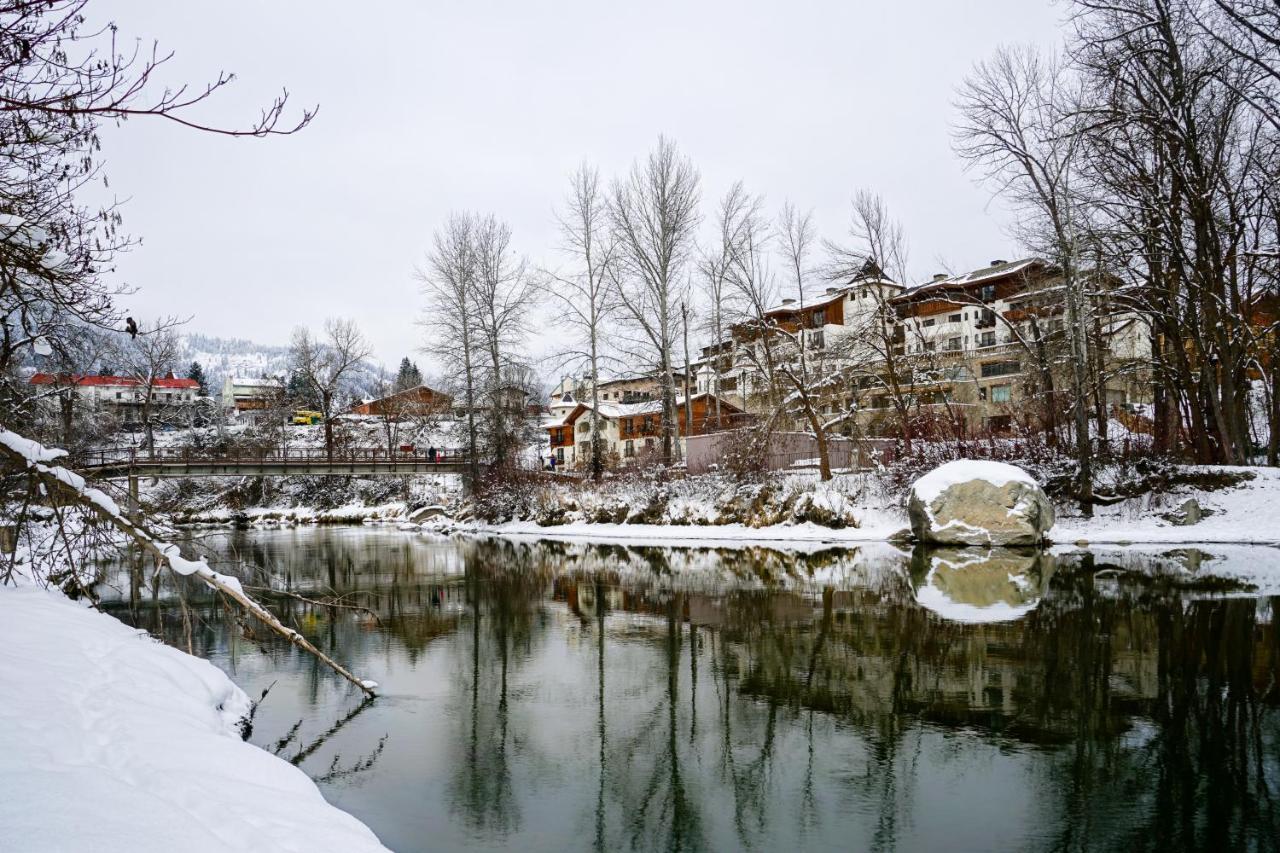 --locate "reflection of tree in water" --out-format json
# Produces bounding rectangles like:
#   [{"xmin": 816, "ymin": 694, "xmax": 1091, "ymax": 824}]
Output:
[
  {"xmin": 445, "ymin": 539, "xmax": 549, "ymax": 838},
  {"xmin": 596, "ymin": 593, "xmax": 705, "ymax": 852},
  {"xmin": 108, "ymin": 533, "xmax": 1280, "ymax": 849},
  {"xmin": 1022, "ymin": 564, "xmax": 1280, "ymax": 853}
]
